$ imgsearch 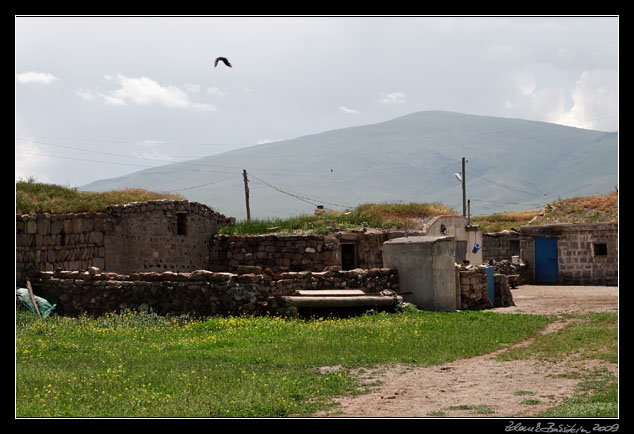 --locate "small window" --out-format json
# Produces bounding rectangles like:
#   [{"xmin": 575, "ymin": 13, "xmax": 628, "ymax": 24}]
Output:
[
  {"xmin": 177, "ymin": 213, "xmax": 188, "ymax": 235},
  {"xmin": 593, "ymin": 243, "xmax": 607, "ymax": 256}
]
